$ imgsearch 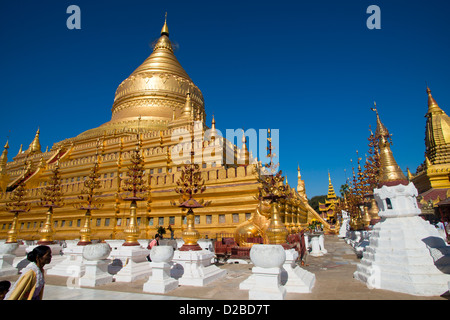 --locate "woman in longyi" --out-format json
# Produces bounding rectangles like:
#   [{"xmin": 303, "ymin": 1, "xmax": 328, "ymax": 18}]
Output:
[{"xmin": 5, "ymin": 245, "xmax": 52, "ymax": 300}]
